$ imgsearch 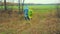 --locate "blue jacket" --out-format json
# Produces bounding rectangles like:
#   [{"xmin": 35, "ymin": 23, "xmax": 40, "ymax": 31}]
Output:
[{"xmin": 24, "ymin": 7, "xmax": 28, "ymax": 17}]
